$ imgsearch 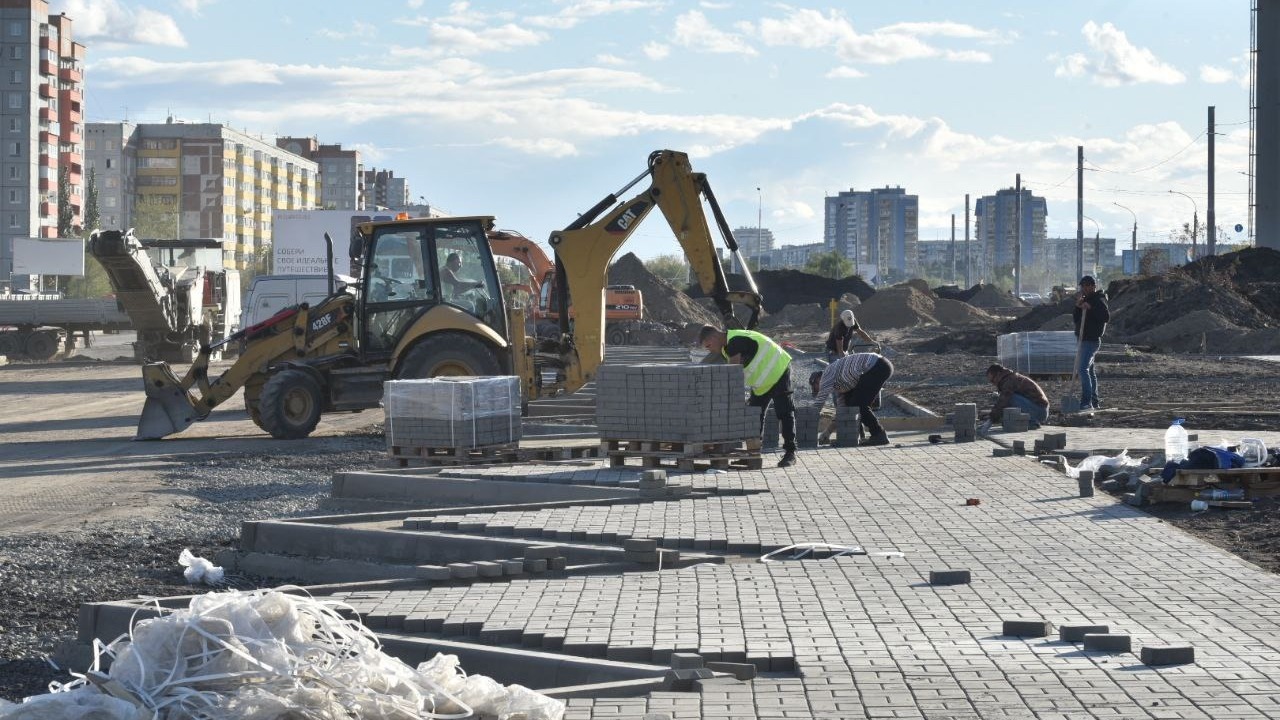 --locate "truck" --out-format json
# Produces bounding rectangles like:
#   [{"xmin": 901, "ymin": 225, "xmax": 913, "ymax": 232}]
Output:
[
  {"xmin": 134, "ymin": 149, "xmax": 762, "ymax": 440},
  {"xmin": 0, "ymin": 293, "xmax": 131, "ymax": 361},
  {"xmin": 88, "ymin": 232, "xmax": 241, "ymax": 363},
  {"xmin": 241, "ymin": 274, "xmax": 352, "ymax": 328}
]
